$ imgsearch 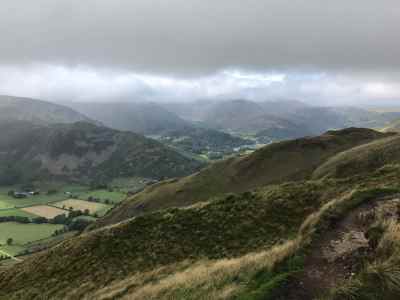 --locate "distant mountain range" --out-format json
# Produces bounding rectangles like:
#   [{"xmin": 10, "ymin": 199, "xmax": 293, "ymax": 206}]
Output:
[
  {"xmin": 64, "ymin": 101, "xmax": 254, "ymax": 156},
  {"xmin": 64, "ymin": 101, "xmax": 190, "ymax": 135},
  {"xmin": 160, "ymin": 99, "xmax": 400, "ymax": 140},
  {"xmin": 2, "ymin": 95, "xmax": 400, "ymax": 187},
  {"xmin": 65, "ymin": 98, "xmax": 400, "ymax": 149}
]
